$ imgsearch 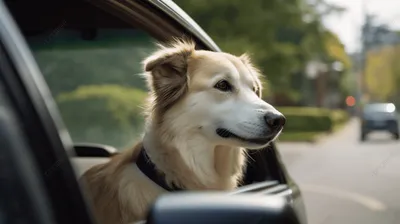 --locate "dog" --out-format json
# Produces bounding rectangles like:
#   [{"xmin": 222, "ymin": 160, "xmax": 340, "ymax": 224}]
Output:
[{"xmin": 80, "ymin": 38, "xmax": 286, "ymax": 224}]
